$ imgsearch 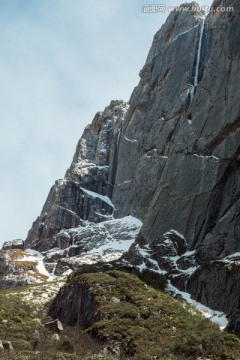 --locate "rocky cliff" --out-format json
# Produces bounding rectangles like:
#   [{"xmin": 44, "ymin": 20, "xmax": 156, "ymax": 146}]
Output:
[
  {"xmin": 3, "ymin": 0, "xmax": 240, "ymax": 322},
  {"xmin": 120, "ymin": 0, "xmax": 240, "ymax": 317}
]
